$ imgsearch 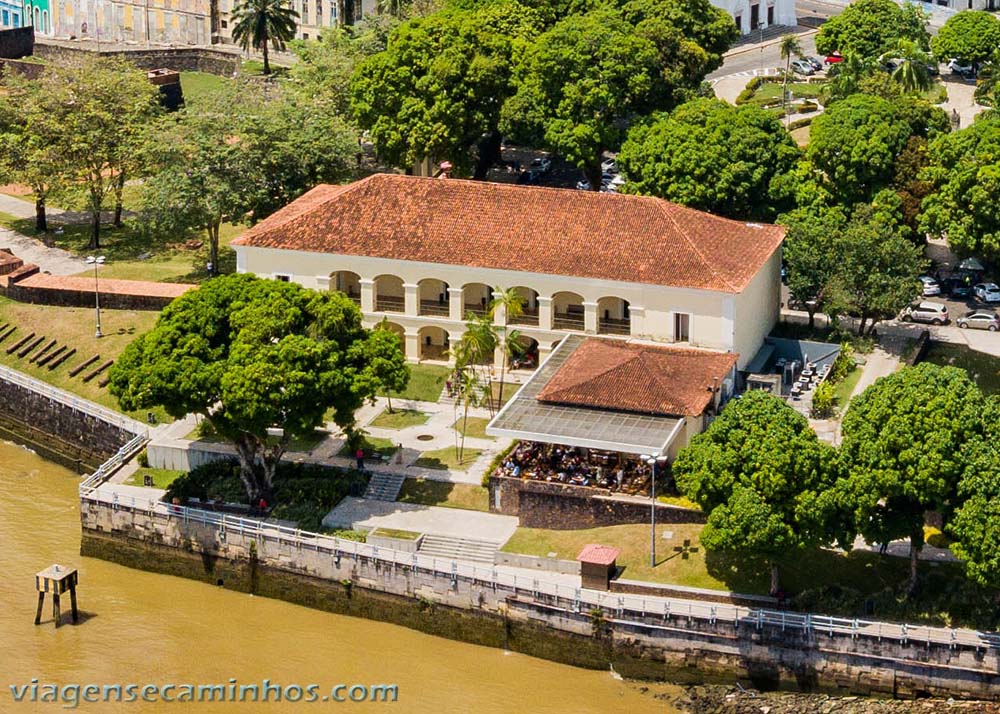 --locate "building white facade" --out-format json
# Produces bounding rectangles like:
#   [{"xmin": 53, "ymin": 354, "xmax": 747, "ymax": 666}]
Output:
[
  {"xmin": 231, "ymin": 174, "xmax": 784, "ymax": 371},
  {"xmin": 710, "ymin": 0, "xmax": 797, "ymax": 34}
]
